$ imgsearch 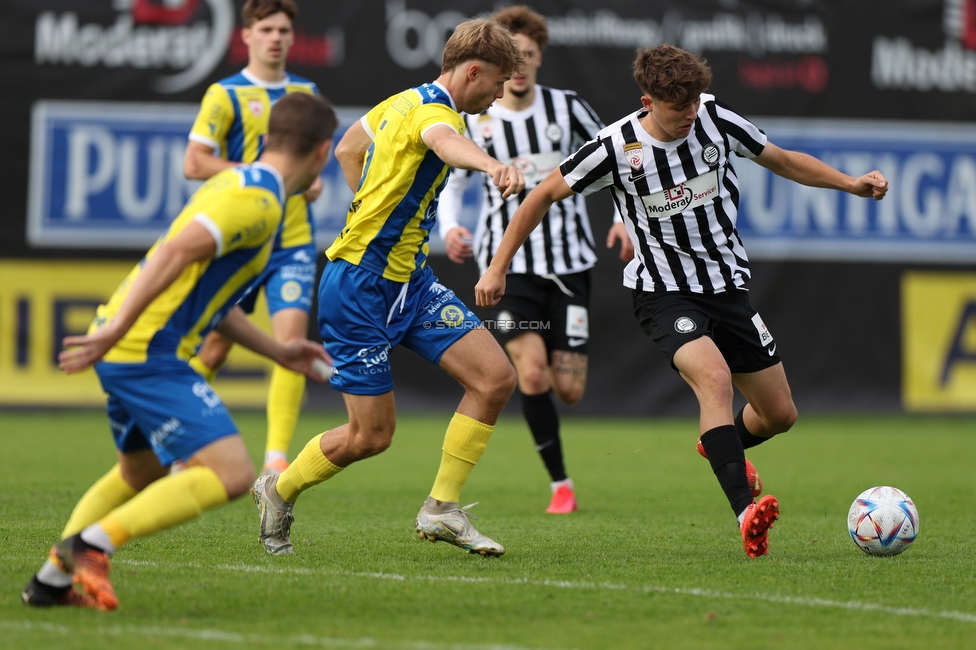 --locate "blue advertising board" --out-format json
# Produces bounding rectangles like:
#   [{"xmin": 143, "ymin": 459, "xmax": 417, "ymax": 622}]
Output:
[
  {"xmin": 27, "ymin": 100, "xmax": 482, "ymax": 252},
  {"xmin": 735, "ymin": 118, "xmax": 976, "ymax": 263}
]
